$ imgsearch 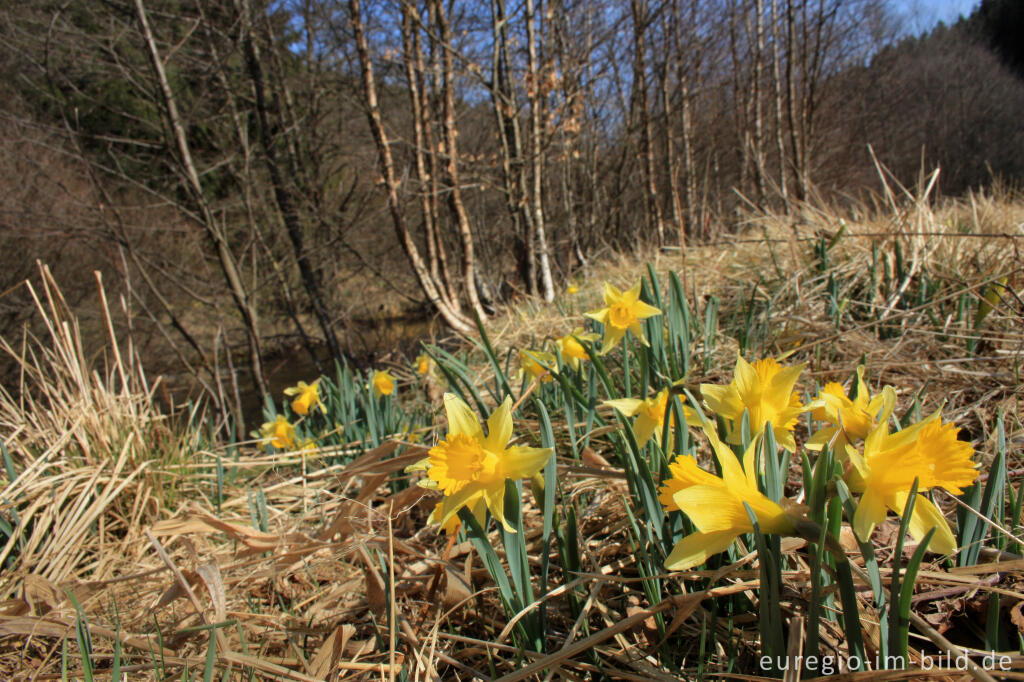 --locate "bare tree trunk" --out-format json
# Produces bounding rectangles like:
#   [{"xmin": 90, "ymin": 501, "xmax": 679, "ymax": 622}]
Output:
[
  {"xmin": 729, "ymin": 1, "xmax": 752, "ymax": 196},
  {"xmin": 419, "ymin": 12, "xmax": 460, "ymax": 308},
  {"xmin": 631, "ymin": 0, "xmax": 665, "ymax": 247},
  {"xmin": 525, "ymin": 0, "xmax": 555, "ymax": 301},
  {"xmin": 671, "ymin": 0, "xmax": 698, "ymax": 242},
  {"xmin": 753, "ymin": 0, "xmax": 768, "ymax": 204},
  {"xmin": 132, "ymin": 0, "xmax": 267, "ymax": 397},
  {"xmin": 770, "ymin": 0, "xmax": 789, "ymax": 206},
  {"xmin": 550, "ymin": 0, "xmax": 585, "ymax": 268},
  {"xmin": 348, "ymin": 0, "xmax": 473, "ymax": 334},
  {"xmin": 431, "ymin": 0, "xmax": 488, "ymax": 319},
  {"xmin": 680, "ymin": 72, "xmax": 697, "ymax": 238},
  {"xmin": 401, "ymin": 2, "xmax": 458, "ymax": 314},
  {"xmin": 198, "ymin": 1, "xmax": 324, "ymax": 373},
  {"xmin": 660, "ymin": 64, "xmax": 684, "ymax": 248},
  {"xmin": 490, "ymin": 0, "xmax": 537, "ymax": 295},
  {"xmin": 786, "ymin": 0, "xmax": 806, "ymax": 200},
  {"xmin": 238, "ymin": 0, "xmax": 346, "ymax": 364}
]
